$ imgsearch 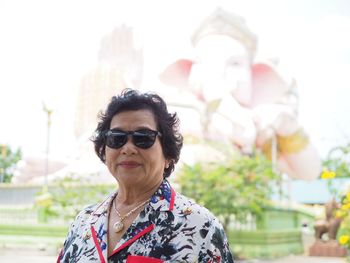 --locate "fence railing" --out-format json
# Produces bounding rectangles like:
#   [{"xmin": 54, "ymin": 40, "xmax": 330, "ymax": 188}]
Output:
[{"xmin": 0, "ymin": 206, "xmax": 38, "ymax": 224}]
